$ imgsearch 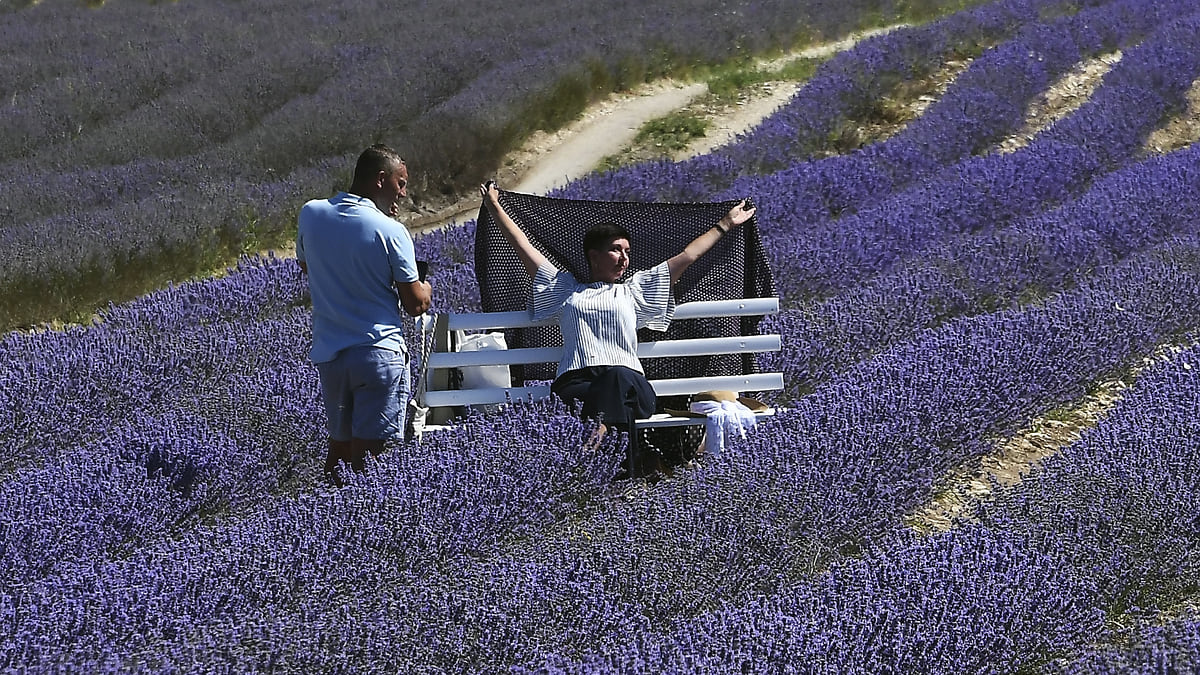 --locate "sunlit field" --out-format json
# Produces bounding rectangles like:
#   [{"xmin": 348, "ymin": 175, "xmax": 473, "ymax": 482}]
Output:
[{"xmin": 2, "ymin": 0, "xmax": 1200, "ymax": 671}]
